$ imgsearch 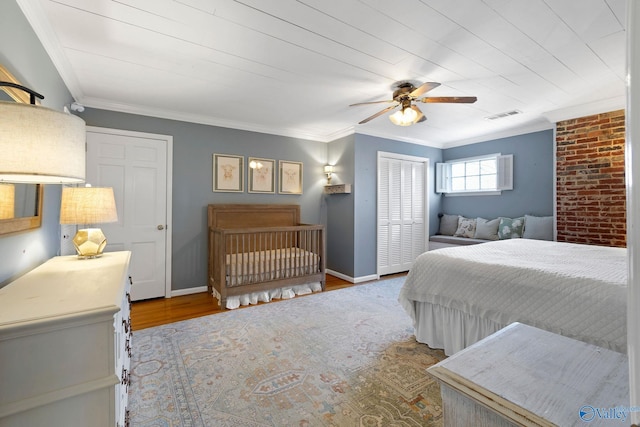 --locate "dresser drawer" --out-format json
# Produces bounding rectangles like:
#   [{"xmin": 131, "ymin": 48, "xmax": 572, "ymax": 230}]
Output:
[{"xmin": 0, "ymin": 251, "xmax": 132, "ymax": 426}]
